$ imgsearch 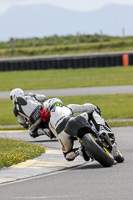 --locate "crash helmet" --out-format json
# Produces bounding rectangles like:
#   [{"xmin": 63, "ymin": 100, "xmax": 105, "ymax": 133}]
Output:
[
  {"xmin": 43, "ymin": 98, "xmax": 63, "ymax": 111},
  {"xmin": 10, "ymin": 88, "xmax": 24, "ymax": 104}
]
